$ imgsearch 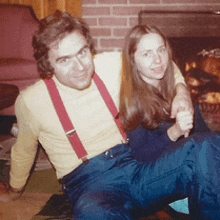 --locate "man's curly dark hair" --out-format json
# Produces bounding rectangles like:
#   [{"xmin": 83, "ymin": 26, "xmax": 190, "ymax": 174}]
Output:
[{"xmin": 32, "ymin": 10, "xmax": 95, "ymax": 79}]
